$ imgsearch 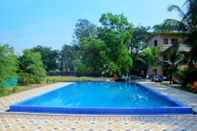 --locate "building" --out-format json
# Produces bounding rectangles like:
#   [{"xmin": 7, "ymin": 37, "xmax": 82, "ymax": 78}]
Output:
[
  {"xmin": 148, "ymin": 32, "xmax": 189, "ymax": 52},
  {"xmin": 147, "ymin": 32, "xmax": 190, "ymax": 79}
]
